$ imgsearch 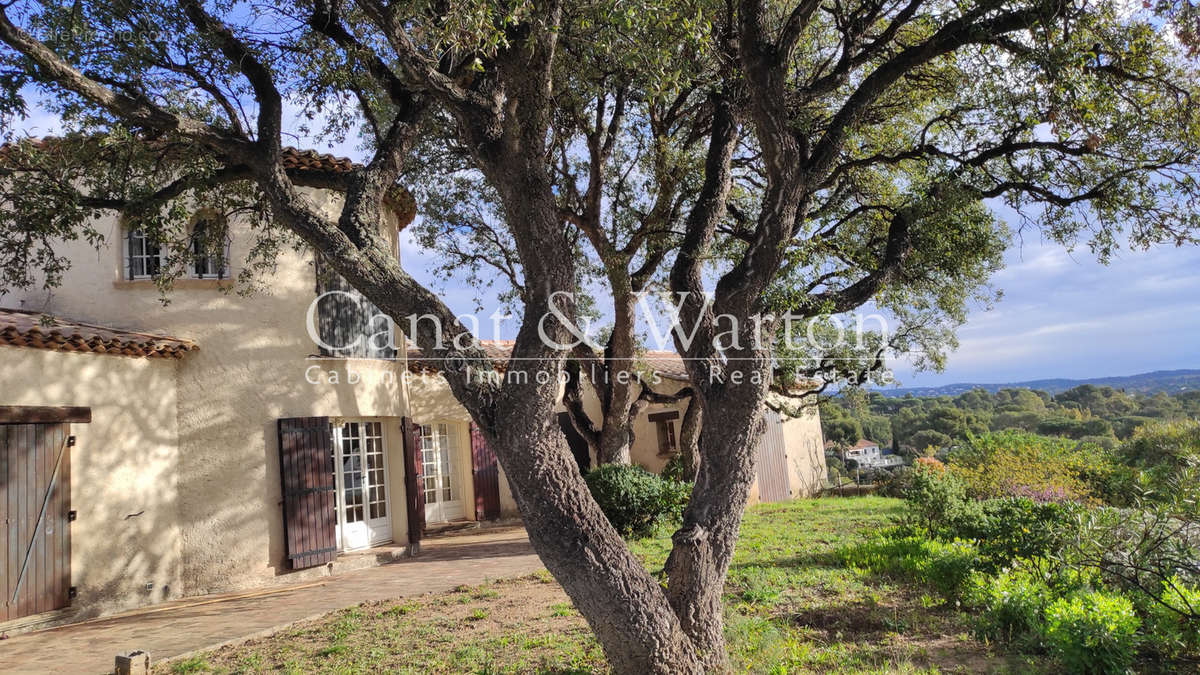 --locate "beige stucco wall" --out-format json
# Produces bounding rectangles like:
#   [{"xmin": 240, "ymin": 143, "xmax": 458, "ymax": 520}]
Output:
[
  {"xmin": 2, "ymin": 189, "xmax": 414, "ymax": 612},
  {"xmin": 781, "ymin": 406, "xmax": 827, "ymax": 498},
  {"xmin": 405, "ymin": 372, "xmax": 478, "ymax": 521},
  {"xmin": 0, "ymin": 345, "xmax": 183, "ymax": 619}
]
